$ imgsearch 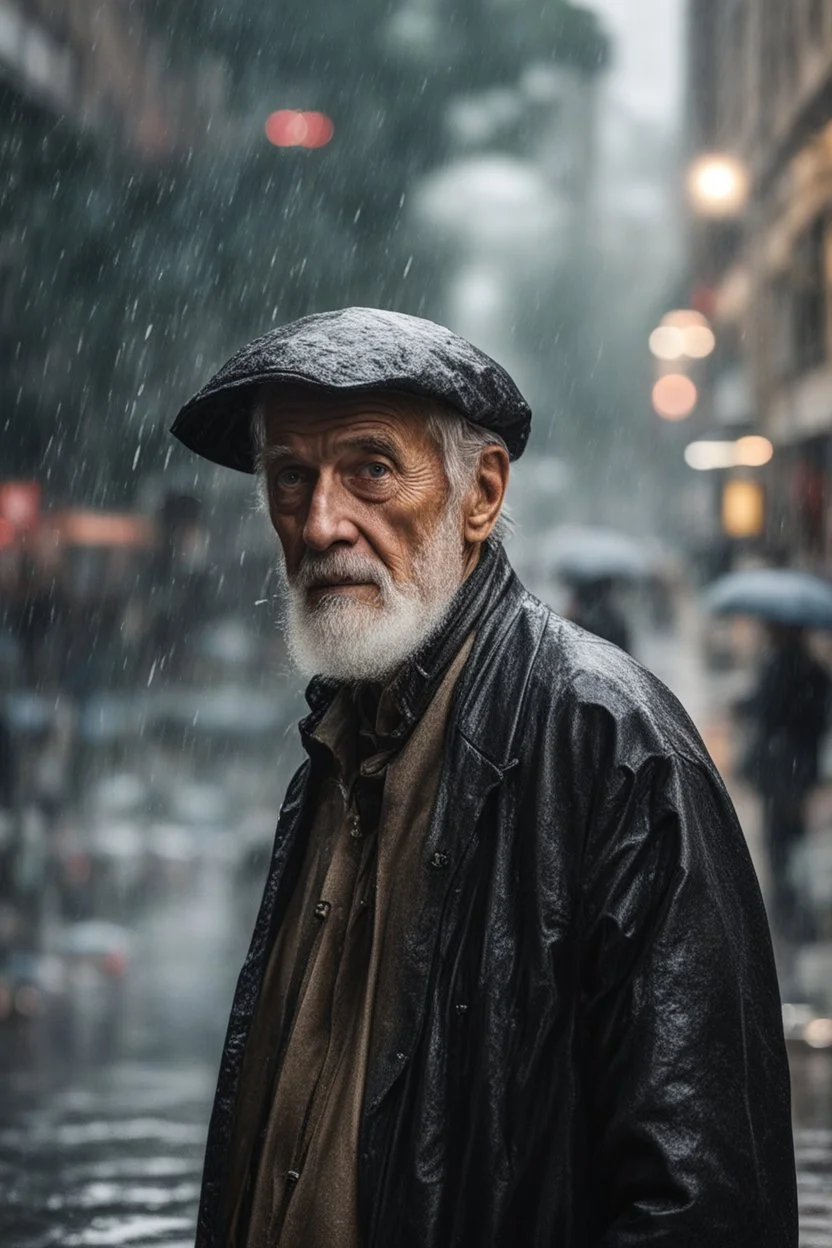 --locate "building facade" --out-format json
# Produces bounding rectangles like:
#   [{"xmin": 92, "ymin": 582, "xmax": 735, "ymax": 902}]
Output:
[
  {"xmin": 0, "ymin": 0, "xmax": 230, "ymax": 155},
  {"xmin": 687, "ymin": 0, "xmax": 832, "ymax": 565}
]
